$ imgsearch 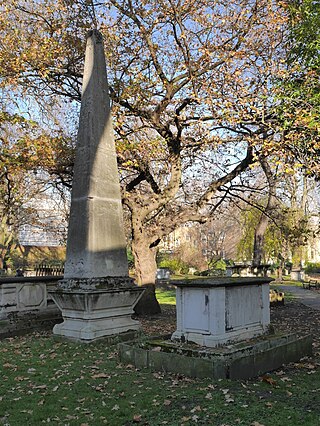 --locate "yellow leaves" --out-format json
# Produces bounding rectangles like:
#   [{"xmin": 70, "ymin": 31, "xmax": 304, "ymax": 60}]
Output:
[
  {"xmin": 122, "ymin": 159, "xmax": 139, "ymax": 168},
  {"xmin": 261, "ymin": 375, "xmax": 277, "ymax": 386}
]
